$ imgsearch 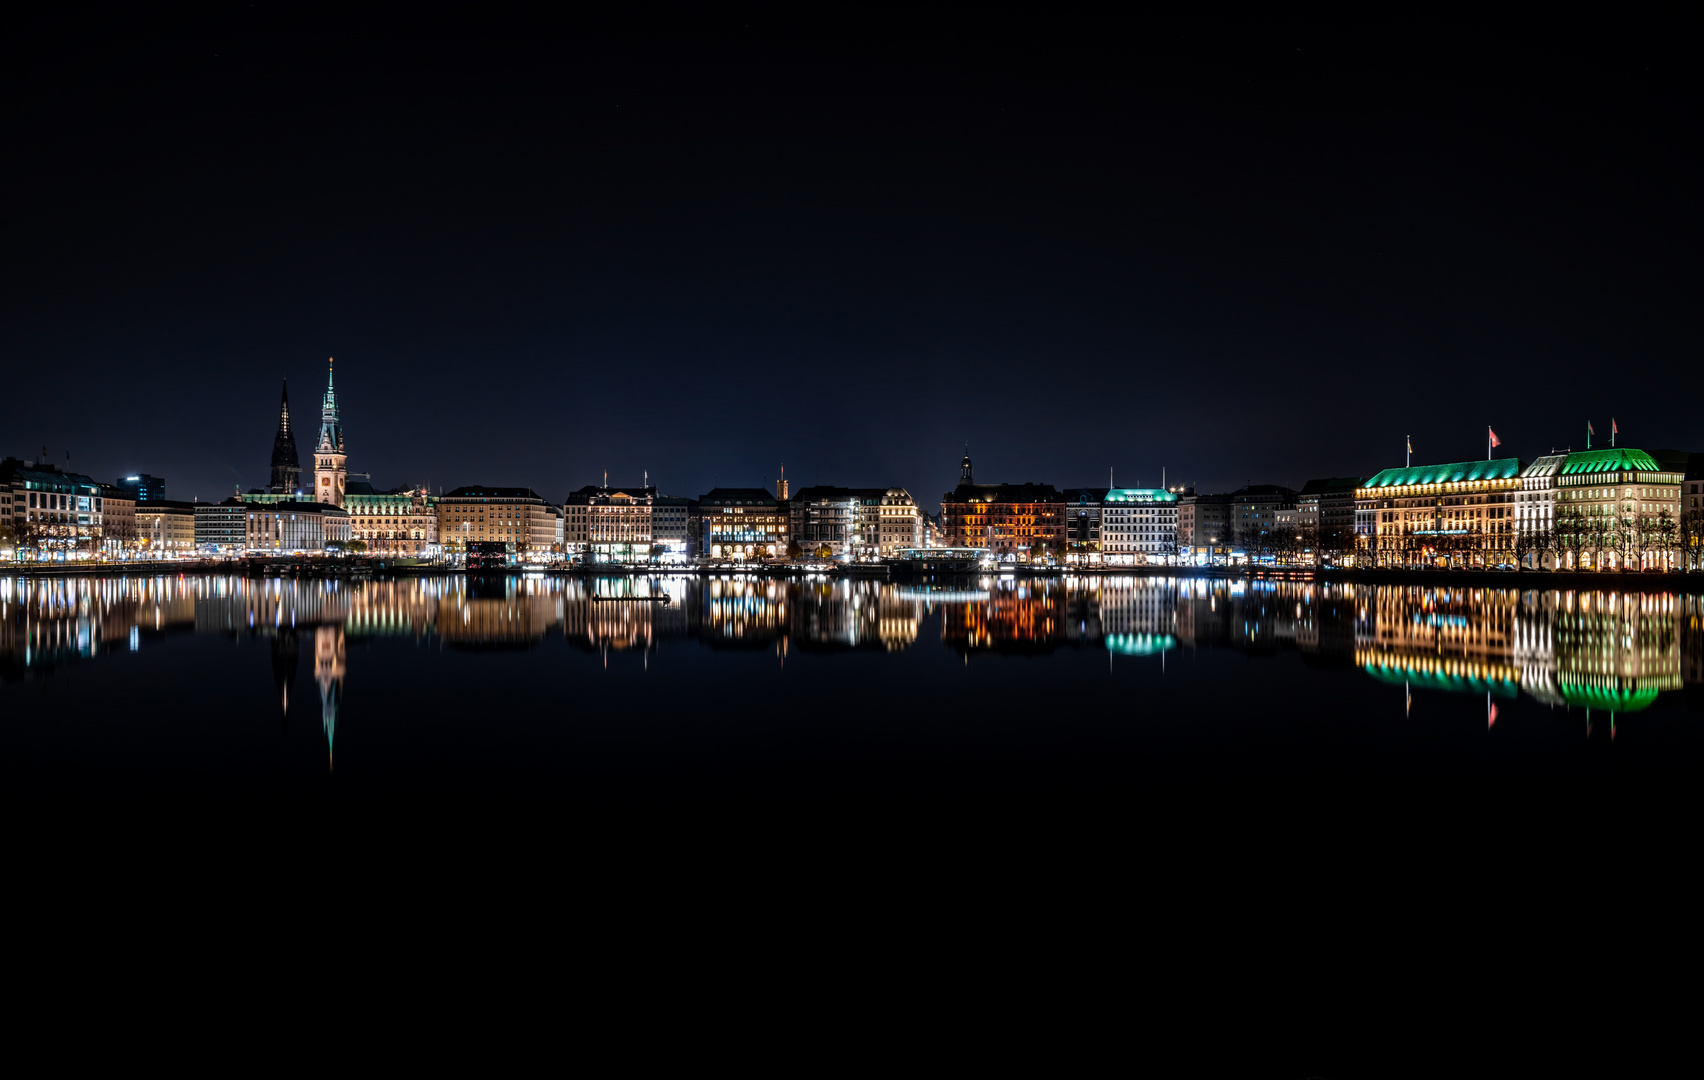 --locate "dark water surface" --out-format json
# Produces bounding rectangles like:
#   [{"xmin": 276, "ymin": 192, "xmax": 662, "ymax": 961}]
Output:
[
  {"xmin": 7, "ymin": 572, "xmax": 1701, "ymax": 813},
  {"xmin": 10, "ymin": 570, "xmax": 1701, "ymax": 1060}
]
